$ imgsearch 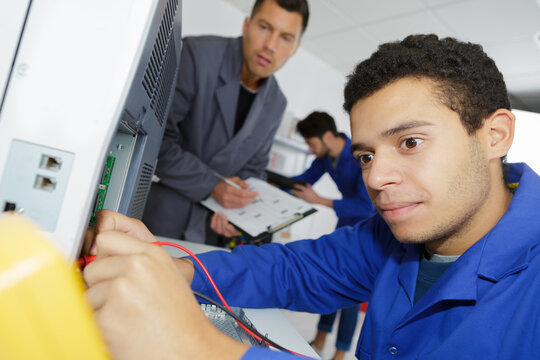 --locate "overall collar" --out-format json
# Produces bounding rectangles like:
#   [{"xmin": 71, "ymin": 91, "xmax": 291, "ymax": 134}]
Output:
[
  {"xmin": 396, "ymin": 163, "xmax": 540, "ymax": 326},
  {"xmin": 476, "ymin": 163, "xmax": 540, "ymax": 281}
]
